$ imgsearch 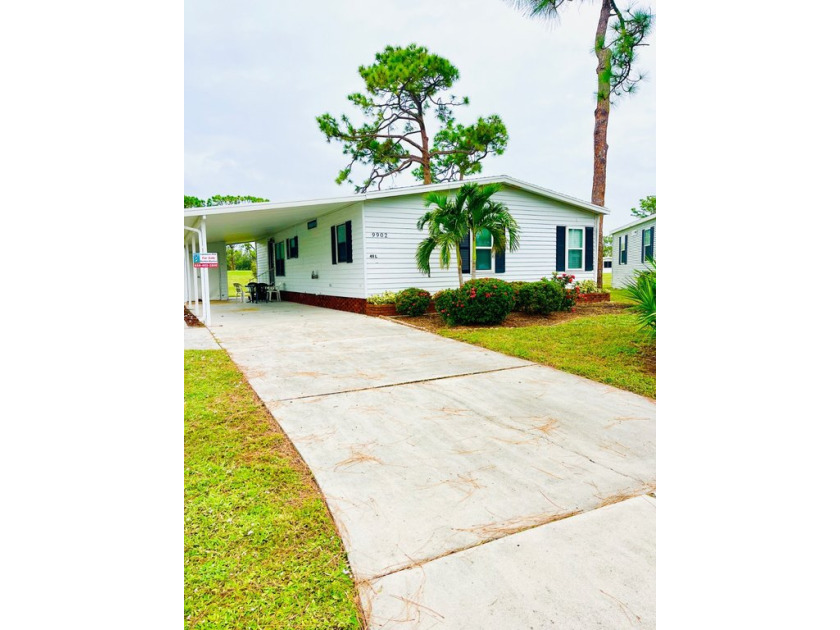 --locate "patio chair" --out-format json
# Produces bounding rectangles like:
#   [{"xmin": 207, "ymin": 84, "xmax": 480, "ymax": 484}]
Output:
[
  {"xmin": 232, "ymin": 282, "xmax": 246, "ymax": 303},
  {"xmin": 267, "ymin": 284, "xmax": 281, "ymax": 302}
]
